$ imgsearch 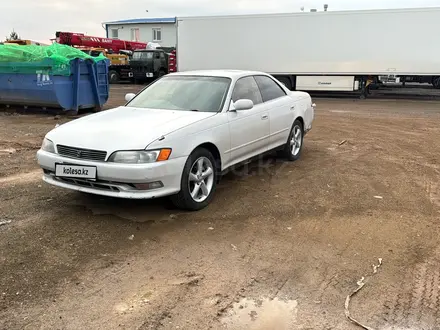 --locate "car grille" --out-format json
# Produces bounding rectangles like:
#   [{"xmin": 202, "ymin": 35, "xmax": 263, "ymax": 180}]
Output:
[
  {"xmin": 55, "ymin": 177, "xmax": 121, "ymax": 192},
  {"xmin": 56, "ymin": 145, "xmax": 107, "ymax": 162}
]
